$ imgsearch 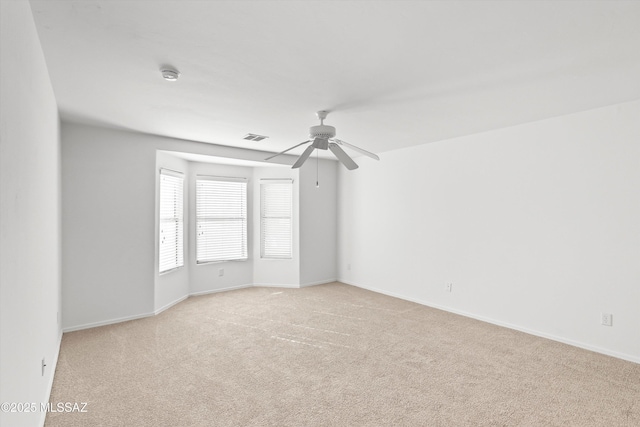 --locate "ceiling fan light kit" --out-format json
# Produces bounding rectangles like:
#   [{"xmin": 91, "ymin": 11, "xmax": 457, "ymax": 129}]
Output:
[{"xmin": 265, "ymin": 111, "xmax": 380, "ymax": 171}]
